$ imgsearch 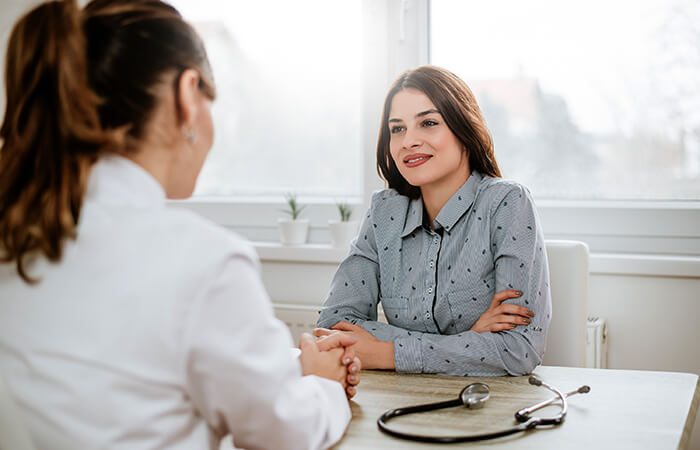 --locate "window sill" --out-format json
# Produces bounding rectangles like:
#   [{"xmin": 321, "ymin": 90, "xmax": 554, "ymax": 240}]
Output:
[
  {"xmin": 252, "ymin": 241, "xmax": 348, "ymax": 264},
  {"xmin": 250, "ymin": 241, "xmax": 700, "ymax": 278}
]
